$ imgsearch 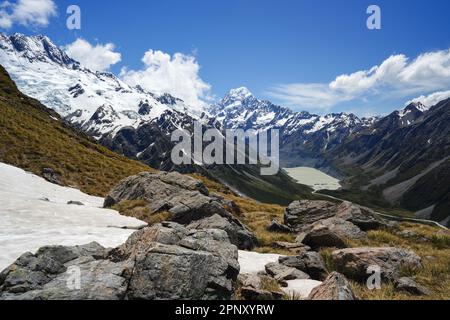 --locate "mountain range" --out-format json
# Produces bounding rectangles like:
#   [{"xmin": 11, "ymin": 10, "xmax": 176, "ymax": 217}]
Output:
[{"xmin": 0, "ymin": 32, "xmax": 448, "ymax": 226}]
